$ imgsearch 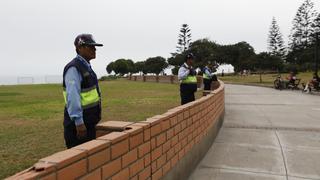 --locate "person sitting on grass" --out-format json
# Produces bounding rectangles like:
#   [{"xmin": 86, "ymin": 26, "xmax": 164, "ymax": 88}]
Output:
[{"xmin": 303, "ymin": 73, "xmax": 320, "ymax": 93}]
